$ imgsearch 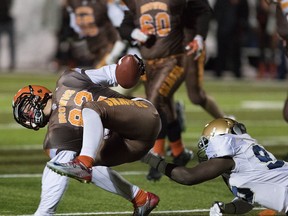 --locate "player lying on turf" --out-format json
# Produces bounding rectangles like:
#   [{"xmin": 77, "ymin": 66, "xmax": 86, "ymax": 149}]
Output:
[
  {"xmin": 12, "ymin": 54, "xmax": 161, "ymax": 216},
  {"xmin": 142, "ymin": 118, "xmax": 288, "ymax": 215}
]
